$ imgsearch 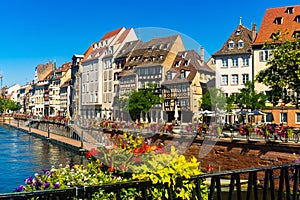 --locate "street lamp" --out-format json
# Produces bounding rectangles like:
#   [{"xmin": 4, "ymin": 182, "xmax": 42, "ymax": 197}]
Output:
[{"xmin": 281, "ymin": 100, "xmax": 285, "ymax": 124}]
